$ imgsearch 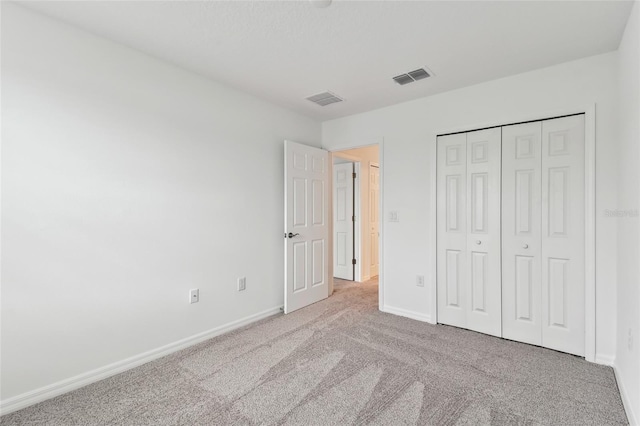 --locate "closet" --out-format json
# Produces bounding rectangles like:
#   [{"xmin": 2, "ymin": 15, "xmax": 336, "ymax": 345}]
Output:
[{"xmin": 436, "ymin": 114, "xmax": 585, "ymax": 357}]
